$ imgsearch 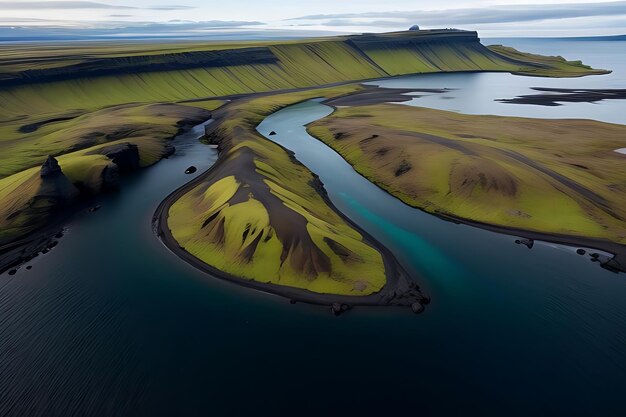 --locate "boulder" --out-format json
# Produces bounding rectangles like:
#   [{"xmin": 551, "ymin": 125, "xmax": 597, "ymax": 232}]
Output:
[
  {"xmin": 331, "ymin": 303, "xmax": 342, "ymax": 316},
  {"xmin": 185, "ymin": 166, "xmax": 197, "ymax": 174},
  {"xmin": 269, "ymin": 131, "xmax": 277, "ymax": 136},
  {"xmin": 411, "ymin": 302, "xmax": 425, "ymax": 314}
]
